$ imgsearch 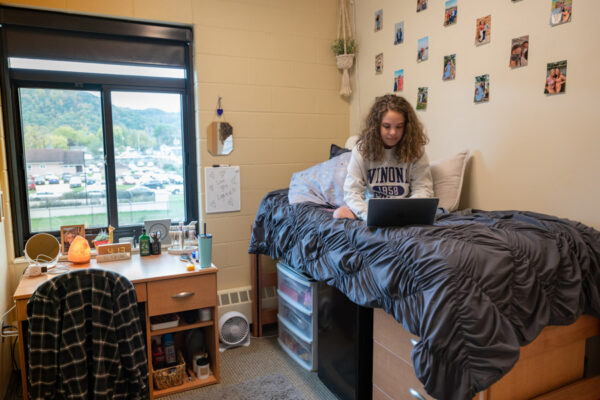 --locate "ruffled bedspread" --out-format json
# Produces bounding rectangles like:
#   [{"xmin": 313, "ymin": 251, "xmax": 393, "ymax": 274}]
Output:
[{"xmin": 248, "ymin": 189, "xmax": 600, "ymax": 400}]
